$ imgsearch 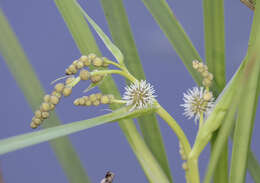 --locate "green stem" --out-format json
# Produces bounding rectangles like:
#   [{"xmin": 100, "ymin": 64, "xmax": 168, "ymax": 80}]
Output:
[
  {"xmin": 91, "ymin": 69, "xmax": 137, "ymax": 83},
  {"xmin": 156, "ymin": 103, "xmax": 200, "ymax": 183}
]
